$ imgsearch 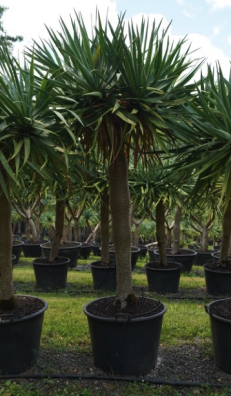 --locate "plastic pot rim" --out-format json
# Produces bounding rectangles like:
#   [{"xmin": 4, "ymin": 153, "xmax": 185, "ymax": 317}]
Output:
[
  {"xmin": 40, "ymin": 242, "xmax": 82, "ymax": 250},
  {"xmin": 154, "ymin": 248, "xmax": 197, "ymax": 257},
  {"xmin": 205, "ymin": 297, "xmax": 231, "ymax": 324},
  {"xmin": 83, "ymin": 296, "xmax": 167, "ymax": 323},
  {"xmin": 0, "ymin": 294, "xmax": 48, "ymax": 325},
  {"xmin": 33, "ymin": 257, "xmax": 70, "ymax": 267},
  {"xmin": 203, "ymin": 263, "xmax": 231, "ymax": 274},
  {"xmin": 145, "ymin": 261, "xmax": 183, "ymax": 271}
]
